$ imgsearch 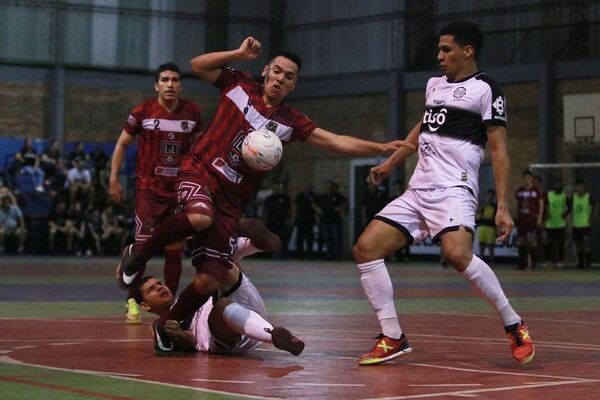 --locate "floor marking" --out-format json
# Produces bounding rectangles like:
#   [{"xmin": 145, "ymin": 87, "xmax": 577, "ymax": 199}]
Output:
[
  {"xmin": 0, "ymin": 350, "xmax": 13, "ymax": 354},
  {"xmin": 436, "ymin": 312, "xmax": 600, "ymax": 326},
  {"xmin": 0, "ymin": 356, "xmax": 278, "ymax": 400},
  {"xmin": 293, "ymin": 382, "xmax": 365, "ymax": 387},
  {"xmin": 12, "ymin": 345, "xmax": 37, "ymax": 349},
  {"xmin": 363, "ymin": 380, "xmax": 596, "ymax": 400},
  {"xmin": 410, "ymin": 384, "xmax": 483, "ymax": 387},
  {"xmin": 191, "ymin": 378, "xmax": 255, "ymax": 384},
  {"xmin": 50, "ymin": 342, "xmax": 82, "ymax": 346}
]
